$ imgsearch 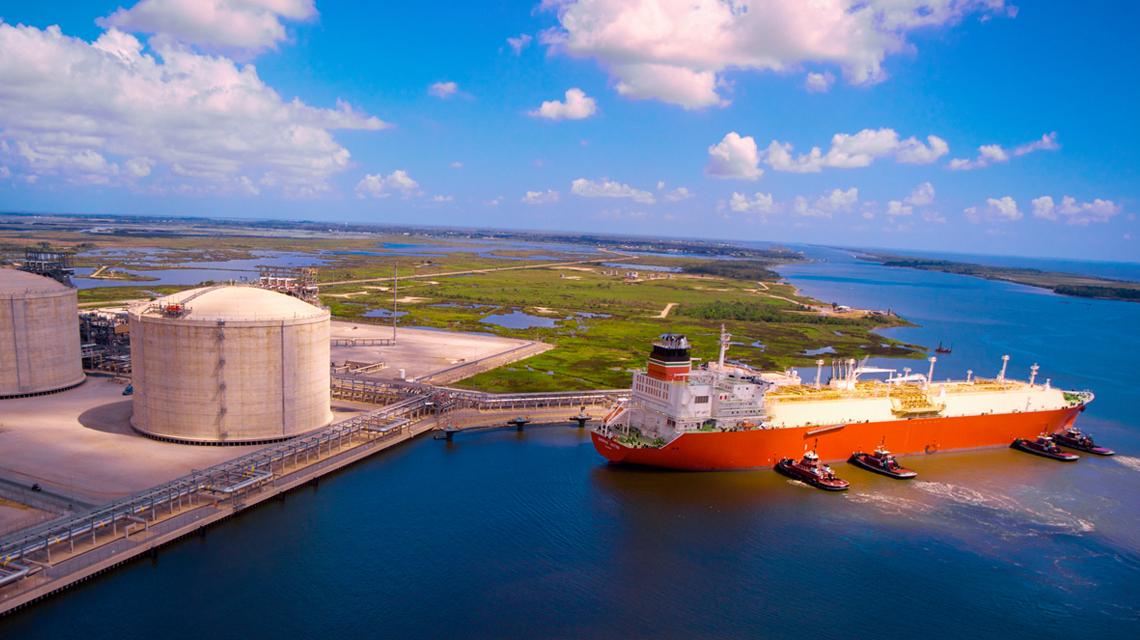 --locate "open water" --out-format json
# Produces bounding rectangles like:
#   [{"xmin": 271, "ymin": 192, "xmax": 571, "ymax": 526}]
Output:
[{"xmin": 3, "ymin": 247, "xmax": 1139, "ymax": 638}]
